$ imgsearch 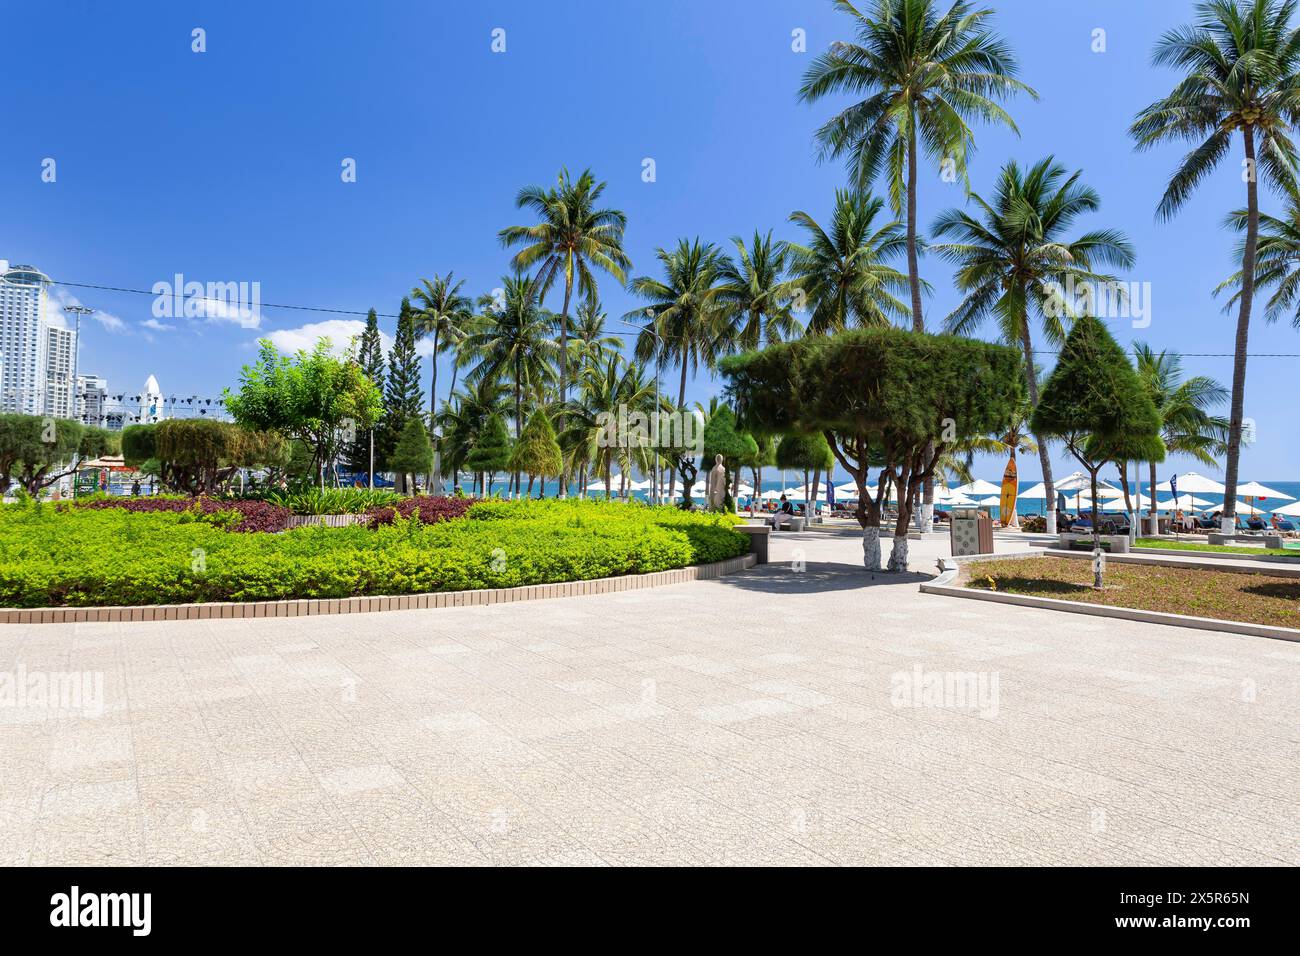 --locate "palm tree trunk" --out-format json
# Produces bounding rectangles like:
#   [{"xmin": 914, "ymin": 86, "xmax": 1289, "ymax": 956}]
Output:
[
  {"xmin": 426, "ymin": 328, "xmax": 439, "ymax": 491},
  {"xmin": 1149, "ymin": 460, "xmax": 1158, "ymax": 527},
  {"xmin": 513, "ymin": 366, "xmax": 522, "ymax": 499},
  {"xmin": 1021, "ymin": 316, "xmax": 1056, "ymax": 533},
  {"xmin": 1090, "ymin": 467, "xmax": 1102, "ymax": 589},
  {"xmin": 906, "ymin": 120, "xmax": 937, "ymax": 529},
  {"xmin": 558, "ymin": 273, "xmax": 573, "ymax": 499},
  {"xmin": 1222, "ymin": 127, "xmax": 1259, "ymax": 535},
  {"xmin": 668, "ymin": 360, "xmax": 689, "ymax": 500}
]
